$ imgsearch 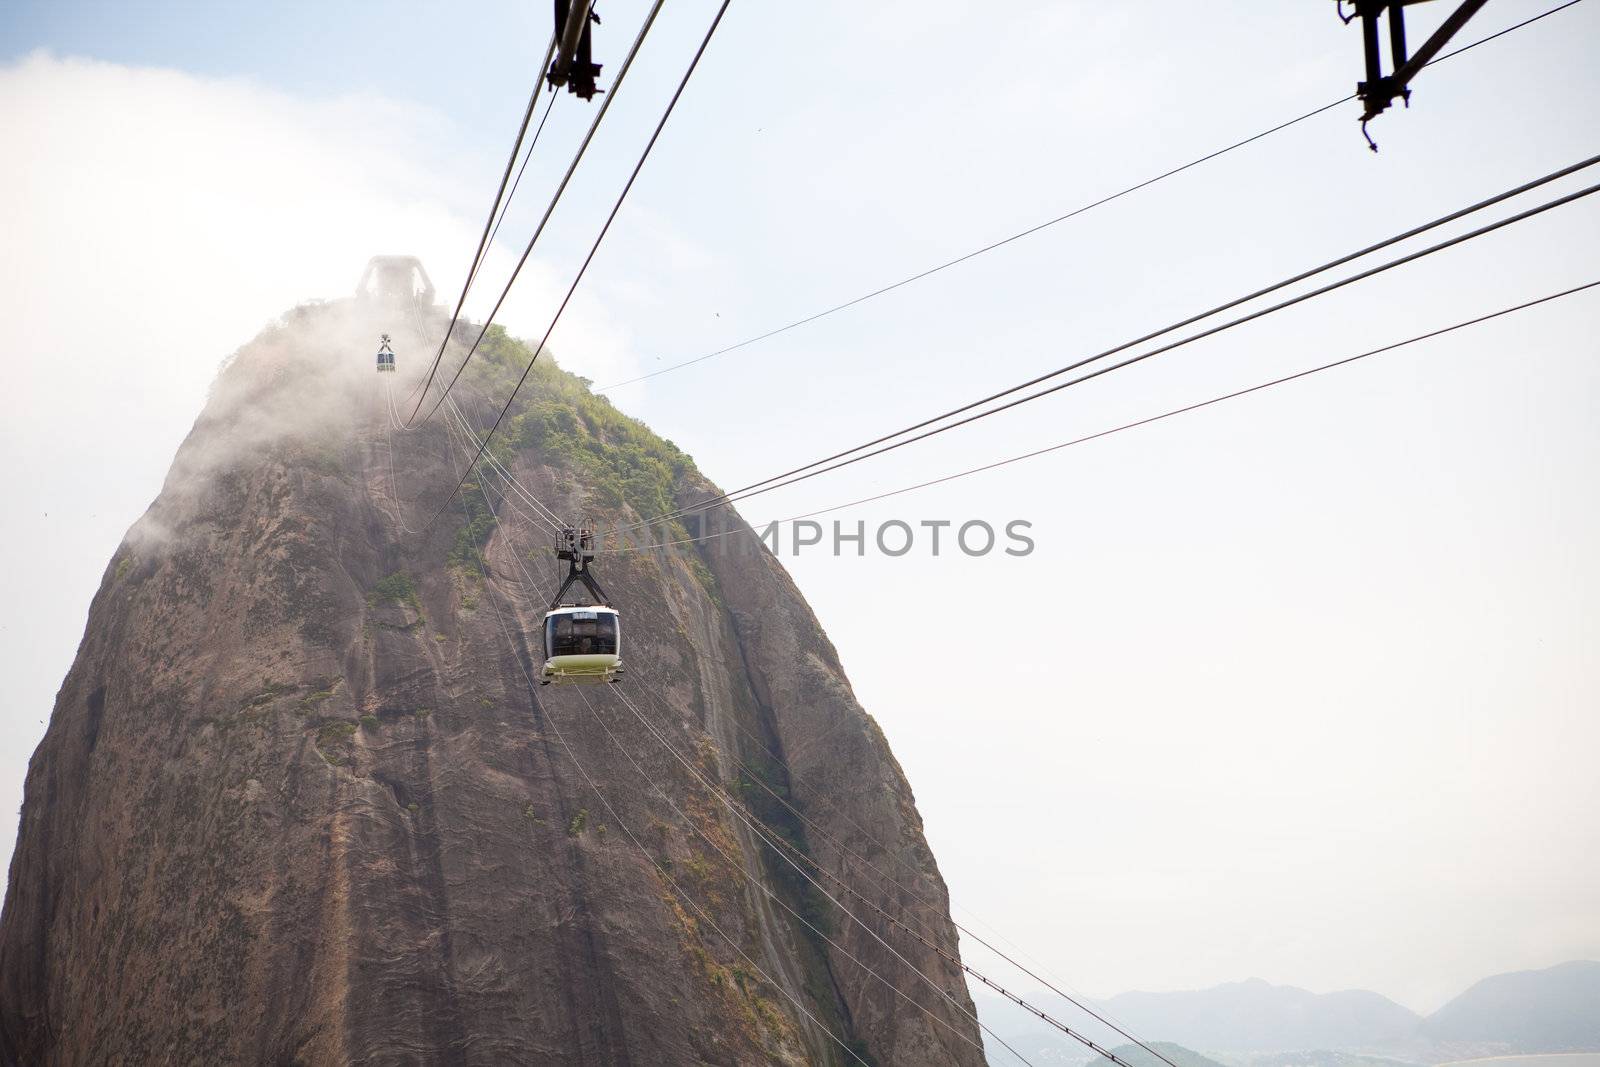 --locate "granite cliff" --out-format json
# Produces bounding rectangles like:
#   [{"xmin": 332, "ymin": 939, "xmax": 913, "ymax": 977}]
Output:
[{"xmin": 0, "ymin": 298, "xmax": 983, "ymax": 1066}]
